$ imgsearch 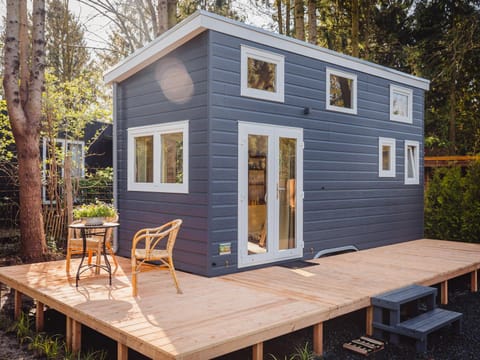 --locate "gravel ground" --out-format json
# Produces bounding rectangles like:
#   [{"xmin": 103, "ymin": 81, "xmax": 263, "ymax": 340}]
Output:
[{"xmin": 1, "ymin": 275, "xmax": 480, "ymax": 359}]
